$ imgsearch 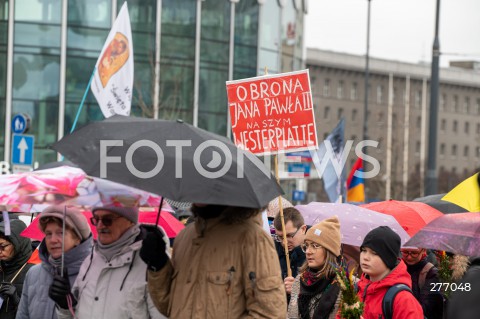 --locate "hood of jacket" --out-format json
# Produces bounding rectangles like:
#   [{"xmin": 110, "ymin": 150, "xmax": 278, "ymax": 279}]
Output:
[
  {"xmin": 38, "ymin": 234, "xmax": 93, "ymax": 276},
  {"xmin": 358, "ymin": 258, "xmax": 412, "ymax": 307},
  {"xmin": 358, "ymin": 259, "xmax": 412, "ymax": 296},
  {"xmin": 0, "ymin": 219, "xmax": 32, "ymax": 276}
]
